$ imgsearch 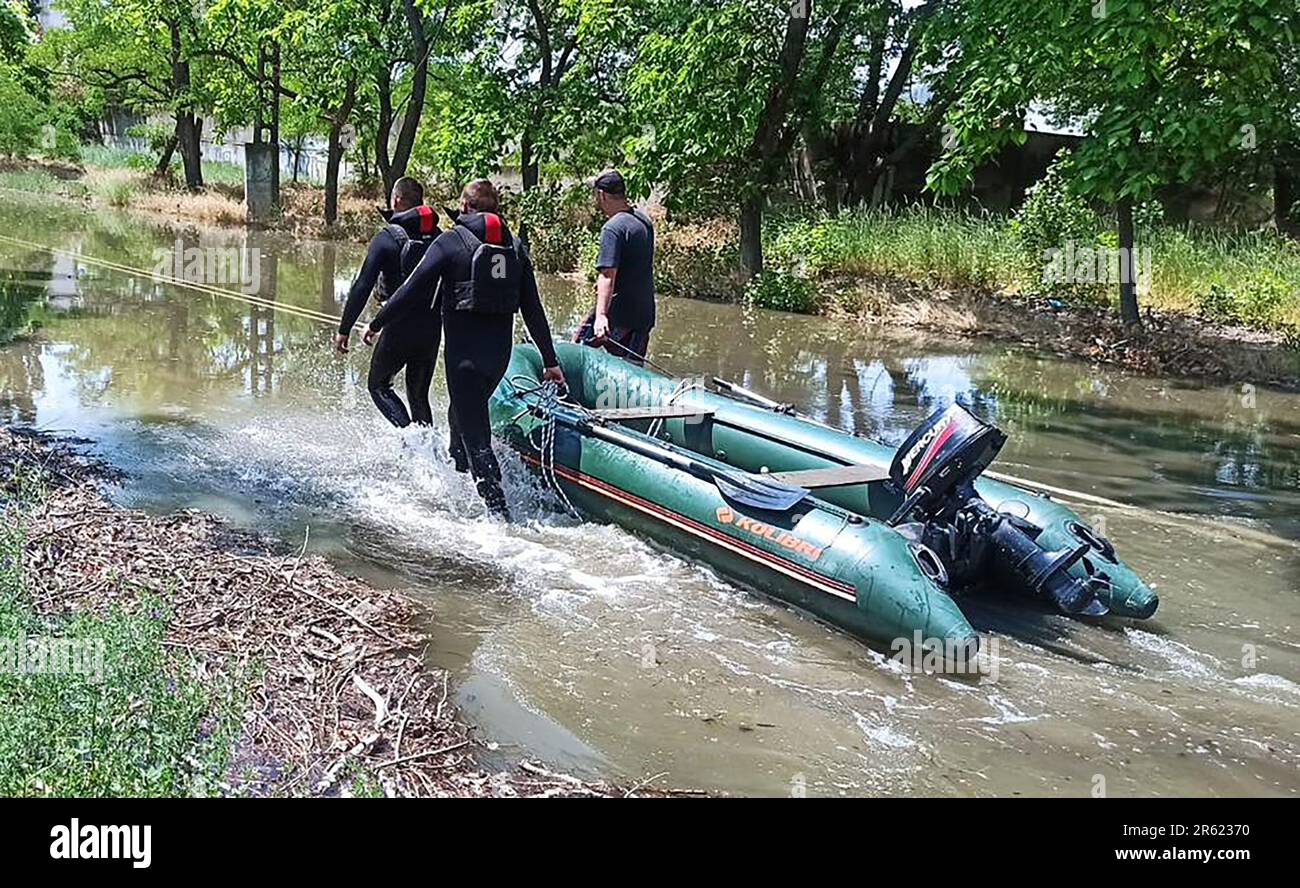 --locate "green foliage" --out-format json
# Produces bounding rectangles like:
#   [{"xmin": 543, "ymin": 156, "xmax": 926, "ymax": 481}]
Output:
[
  {"xmin": 1011, "ymin": 162, "xmax": 1098, "ymax": 261},
  {"xmin": 1195, "ymin": 273, "xmax": 1294, "ymax": 328},
  {"xmin": 1009, "ymin": 160, "xmax": 1105, "ymax": 298},
  {"xmin": 744, "ymin": 269, "xmax": 817, "ymax": 314},
  {"xmin": 0, "ymin": 0, "xmax": 35, "ymax": 65},
  {"xmin": 0, "ymin": 66, "xmax": 41, "ymax": 157},
  {"xmin": 929, "ymin": 1, "xmax": 1297, "ymax": 203},
  {"xmin": 0, "ymin": 485, "xmax": 245, "ymax": 797},
  {"xmin": 509, "ymin": 182, "xmax": 600, "ymax": 274},
  {"xmin": 625, "ymin": 2, "xmax": 772, "ymax": 210},
  {"xmin": 410, "ymin": 63, "xmax": 514, "ymax": 188}
]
